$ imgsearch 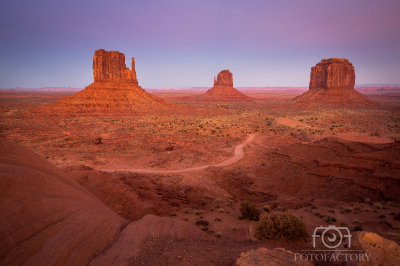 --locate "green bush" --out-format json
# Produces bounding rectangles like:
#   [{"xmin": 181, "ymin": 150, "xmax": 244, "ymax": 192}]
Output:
[
  {"xmin": 239, "ymin": 200, "xmax": 260, "ymax": 221},
  {"xmin": 256, "ymin": 212, "xmax": 309, "ymax": 242}
]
